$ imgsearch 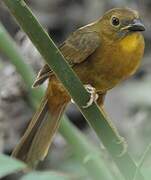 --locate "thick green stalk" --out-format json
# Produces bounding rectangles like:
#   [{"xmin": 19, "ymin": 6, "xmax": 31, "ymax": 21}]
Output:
[
  {"xmin": 0, "ymin": 23, "xmax": 112, "ymax": 180},
  {"xmin": 59, "ymin": 117, "xmax": 115, "ymax": 180},
  {"xmin": 2, "ymin": 1, "xmax": 144, "ymax": 179}
]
